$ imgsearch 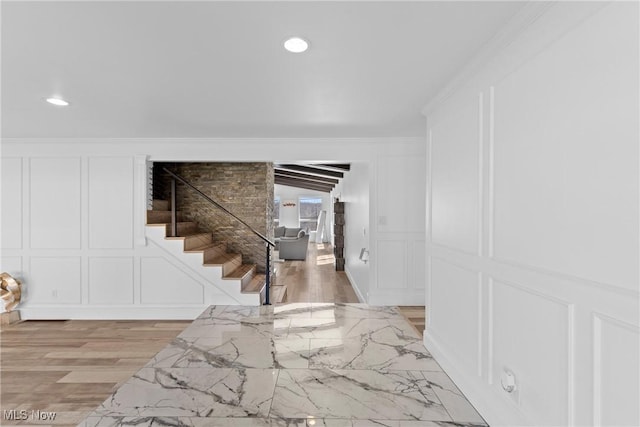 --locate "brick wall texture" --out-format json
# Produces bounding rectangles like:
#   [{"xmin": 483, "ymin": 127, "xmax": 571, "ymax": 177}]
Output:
[{"xmin": 154, "ymin": 162, "xmax": 274, "ymax": 273}]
